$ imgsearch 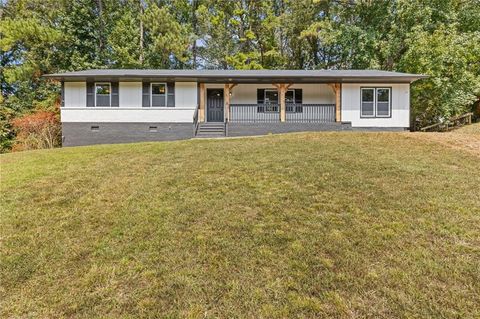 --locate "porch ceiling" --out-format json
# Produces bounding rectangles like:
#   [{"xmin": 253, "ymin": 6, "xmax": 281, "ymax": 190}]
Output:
[{"xmin": 45, "ymin": 69, "xmax": 428, "ymax": 83}]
